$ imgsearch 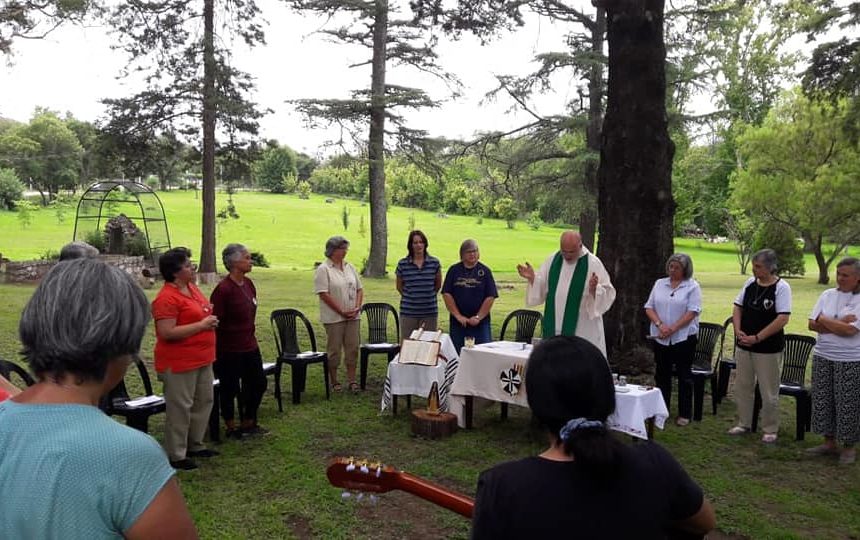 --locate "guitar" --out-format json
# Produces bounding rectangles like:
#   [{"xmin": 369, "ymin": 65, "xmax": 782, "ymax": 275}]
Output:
[
  {"xmin": 325, "ymin": 457, "xmax": 474, "ymax": 518},
  {"xmin": 327, "ymin": 457, "xmax": 705, "ymax": 539}
]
